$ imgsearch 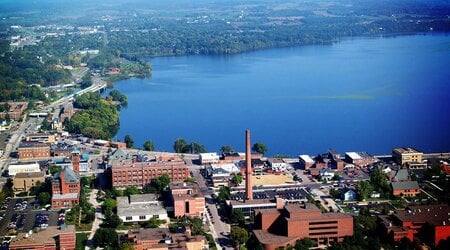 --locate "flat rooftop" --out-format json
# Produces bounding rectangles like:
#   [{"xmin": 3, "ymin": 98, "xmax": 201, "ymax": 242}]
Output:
[
  {"xmin": 9, "ymin": 225, "xmax": 75, "ymax": 247},
  {"xmin": 117, "ymin": 195, "xmax": 166, "ymax": 217},
  {"xmin": 395, "ymin": 205, "xmax": 450, "ymax": 226},
  {"xmin": 299, "ymin": 155, "xmax": 314, "ymax": 163},
  {"xmin": 393, "ymin": 147, "xmax": 422, "ymax": 154}
]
